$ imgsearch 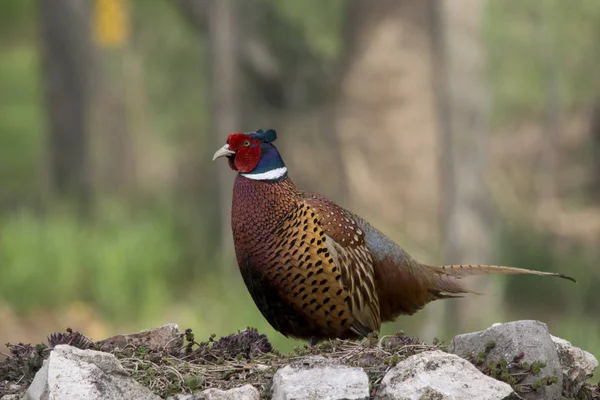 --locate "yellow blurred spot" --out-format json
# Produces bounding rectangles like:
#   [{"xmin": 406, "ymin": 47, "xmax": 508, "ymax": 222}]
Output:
[
  {"xmin": 61, "ymin": 301, "xmax": 110, "ymax": 340},
  {"xmin": 94, "ymin": 0, "xmax": 129, "ymax": 48}
]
